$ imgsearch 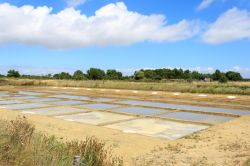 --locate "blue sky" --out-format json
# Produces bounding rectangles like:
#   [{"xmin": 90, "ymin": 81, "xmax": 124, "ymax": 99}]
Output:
[{"xmin": 0, "ymin": 0, "xmax": 250, "ymax": 77}]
